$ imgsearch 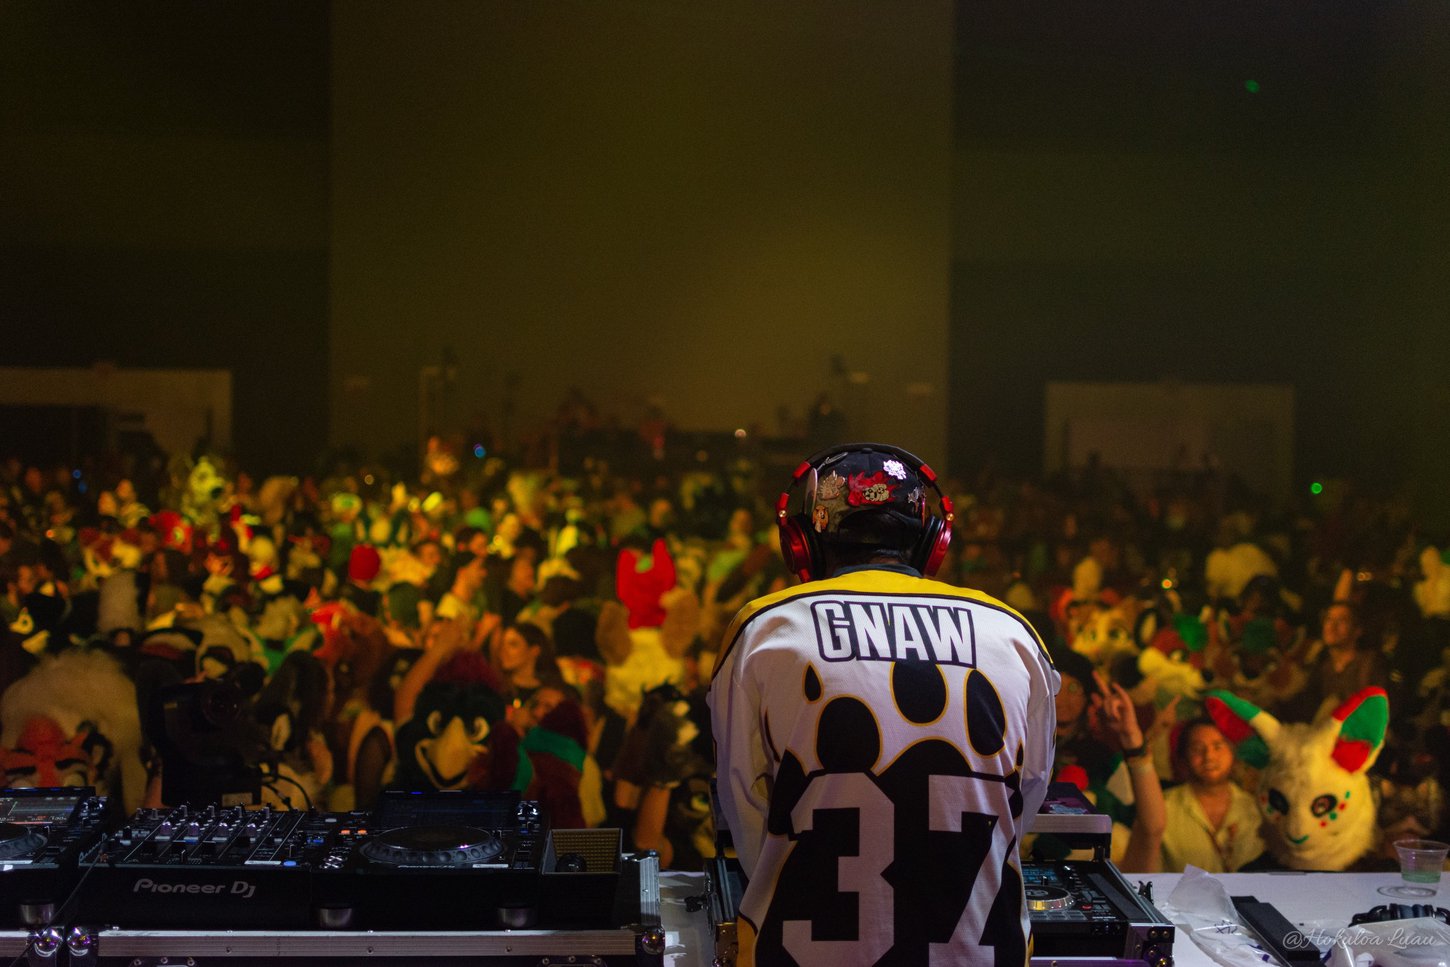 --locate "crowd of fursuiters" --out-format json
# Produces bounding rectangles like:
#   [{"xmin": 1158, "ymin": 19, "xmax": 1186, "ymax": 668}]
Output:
[{"xmin": 3, "ymin": 435, "xmax": 1449, "ymax": 873}]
